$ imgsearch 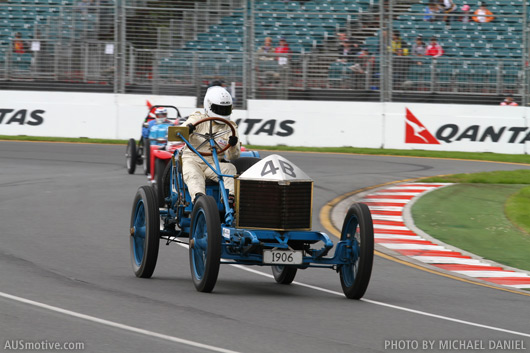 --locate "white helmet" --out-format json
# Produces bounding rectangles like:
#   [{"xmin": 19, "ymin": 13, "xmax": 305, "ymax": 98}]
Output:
[
  {"xmin": 203, "ymin": 86, "xmax": 232, "ymax": 119},
  {"xmin": 155, "ymin": 107, "xmax": 167, "ymax": 123}
]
